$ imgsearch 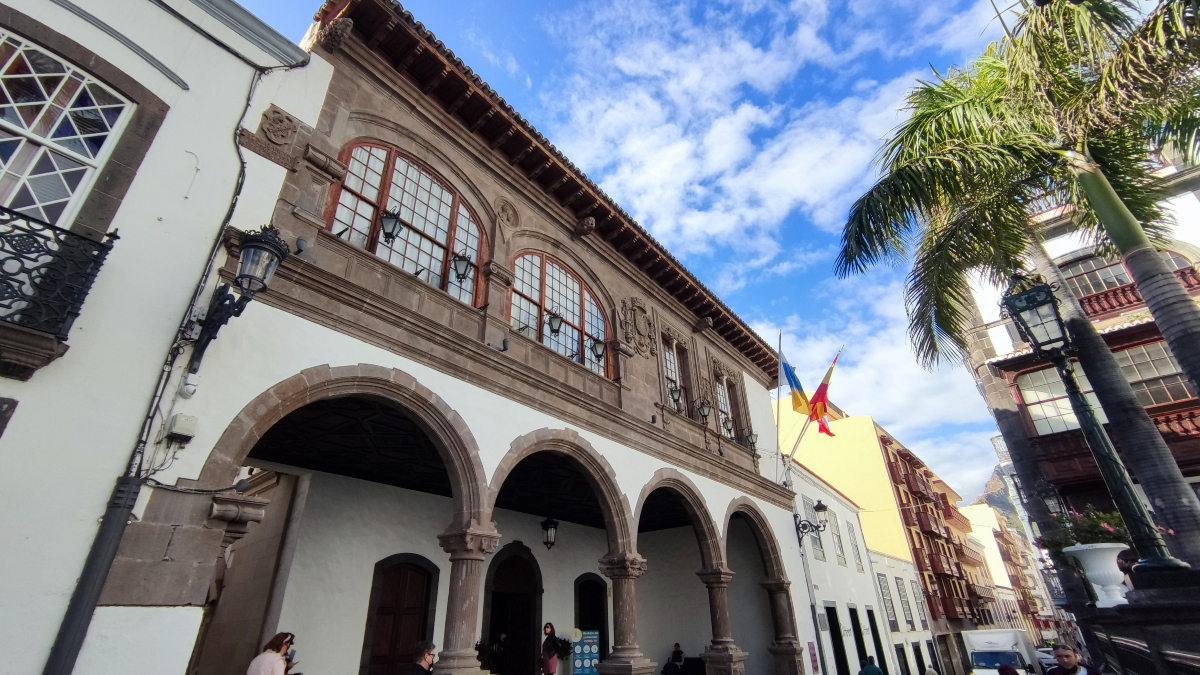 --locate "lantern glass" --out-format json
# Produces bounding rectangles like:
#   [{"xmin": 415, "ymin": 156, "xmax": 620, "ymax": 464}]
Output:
[
  {"xmin": 669, "ymin": 387, "xmax": 682, "ymax": 403},
  {"xmin": 590, "ymin": 339, "xmax": 606, "ymax": 360},
  {"xmin": 540, "ymin": 517, "xmax": 559, "ymax": 550},
  {"xmin": 452, "ymin": 253, "xmax": 473, "ymax": 282},
  {"xmin": 723, "ymin": 417, "xmax": 734, "ymax": 433},
  {"xmin": 547, "ymin": 312, "xmax": 564, "ymax": 335},
  {"xmin": 379, "ymin": 209, "xmax": 403, "ymax": 243},
  {"xmin": 236, "ymin": 226, "xmax": 289, "ymax": 296},
  {"xmin": 1003, "ymin": 284, "xmax": 1067, "ymax": 352},
  {"xmin": 747, "ymin": 432, "xmax": 758, "ymax": 446},
  {"xmin": 813, "ymin": 499, "xmax": 829, "ymax": 525},
  {"xmin": 698, "ymin": 400, "xmax": 712, "ymax": 420}
]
